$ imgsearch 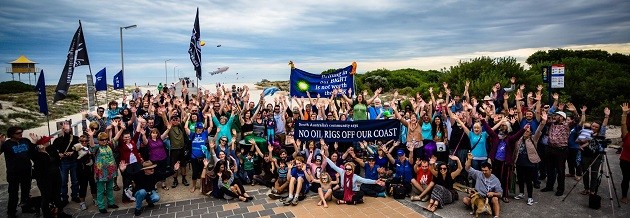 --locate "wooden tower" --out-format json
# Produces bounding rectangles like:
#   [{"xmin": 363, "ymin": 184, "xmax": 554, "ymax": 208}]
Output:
[{"xmin": 6, "ymin": 55, "xmax": 40, "ymax": 85}]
